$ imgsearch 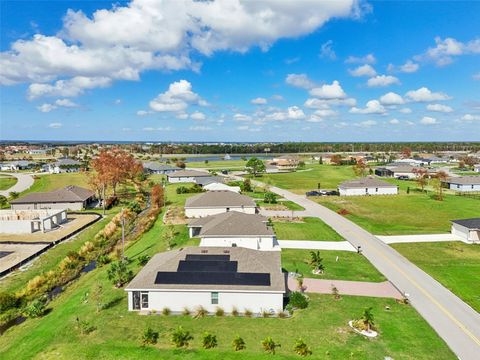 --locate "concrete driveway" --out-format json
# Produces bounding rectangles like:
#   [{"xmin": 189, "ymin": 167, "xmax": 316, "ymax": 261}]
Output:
[
  {"xmin": 231, "ymin": 175, "xmax": 480, "ymax": 359},
  {"xmin": 0, "ymin": 173, "xmax": 35, "ymax": 197}
]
